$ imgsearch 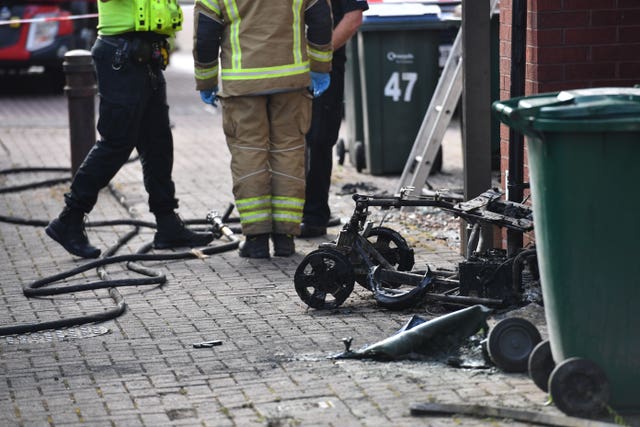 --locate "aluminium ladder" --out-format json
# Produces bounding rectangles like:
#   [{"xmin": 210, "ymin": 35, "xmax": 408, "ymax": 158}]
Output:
[{"xmin": 395, "ymin": 0, "xmax": 499, "ymax": 196}]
